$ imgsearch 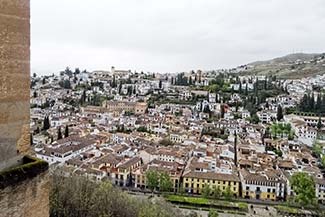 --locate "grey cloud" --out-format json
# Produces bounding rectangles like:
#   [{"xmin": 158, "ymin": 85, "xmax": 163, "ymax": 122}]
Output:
[{"xmin": 31, "ymin": 0, "xmax": 325, "ymax": 74}]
